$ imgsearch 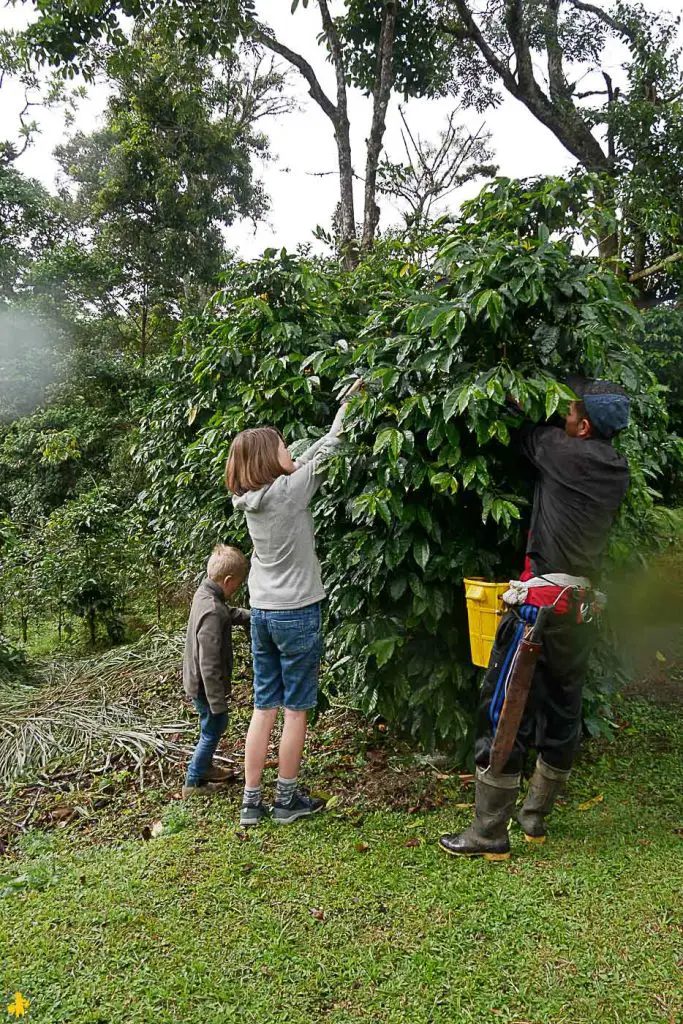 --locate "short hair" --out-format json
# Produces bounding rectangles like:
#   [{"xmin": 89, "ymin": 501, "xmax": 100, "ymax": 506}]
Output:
[
  {"xmin": 206, "ymin": 544, "xmax": 248, "ymax": 582},
  {"xmin": 224, "ymin": 427, "xmax": 289, "ymax": 496}
]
